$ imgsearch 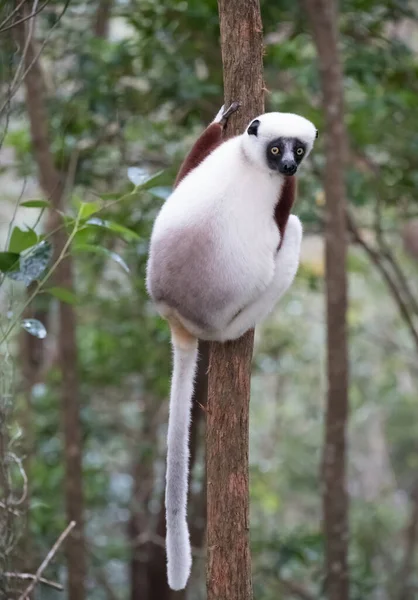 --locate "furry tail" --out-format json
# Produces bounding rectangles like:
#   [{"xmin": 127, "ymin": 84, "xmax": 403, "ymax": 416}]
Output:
[{"xmin": 165, "ymin": 326, "xmax": 198, "ymax": 590}]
